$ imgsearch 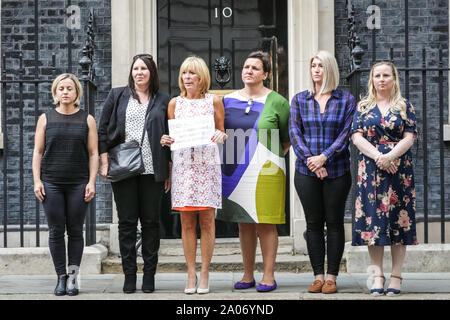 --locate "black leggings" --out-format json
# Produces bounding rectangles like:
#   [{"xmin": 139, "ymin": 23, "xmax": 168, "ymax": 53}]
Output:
[
  {"xmin": 42, "ymin": 182, "xmax": 89, "ymax": 276},
  {"xmin": 294, "ymin": 171, "xmax": 351, "ymax": 276}
]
